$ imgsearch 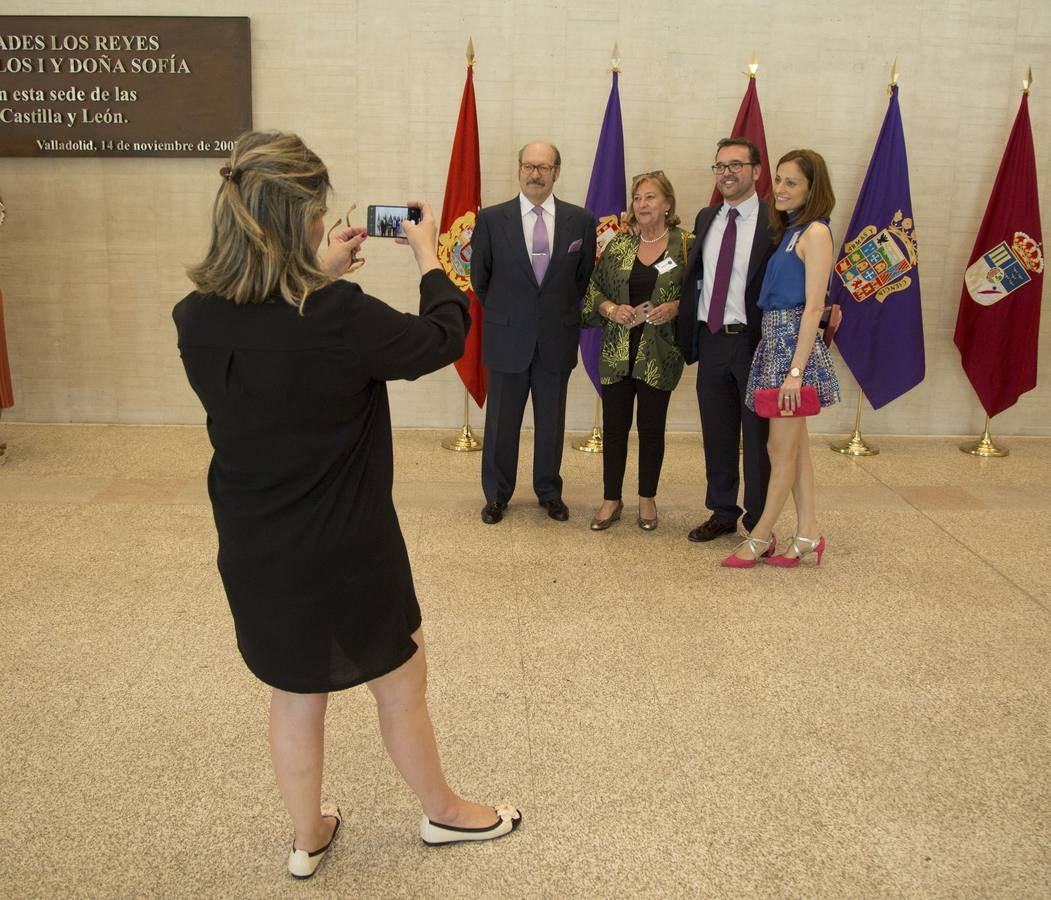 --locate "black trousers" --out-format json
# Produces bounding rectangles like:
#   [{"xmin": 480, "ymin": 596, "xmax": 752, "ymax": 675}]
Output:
[
  {"xmin": 601, "ymin": 376, "xmax": 672, "ymax": 500},
  {"xmin": 695, "ymin": 327, "xmax": 770, "ymax": 530},
  {"xmin": 482, "ymin": 352, "xmax": 570, "ymax": 504}
]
